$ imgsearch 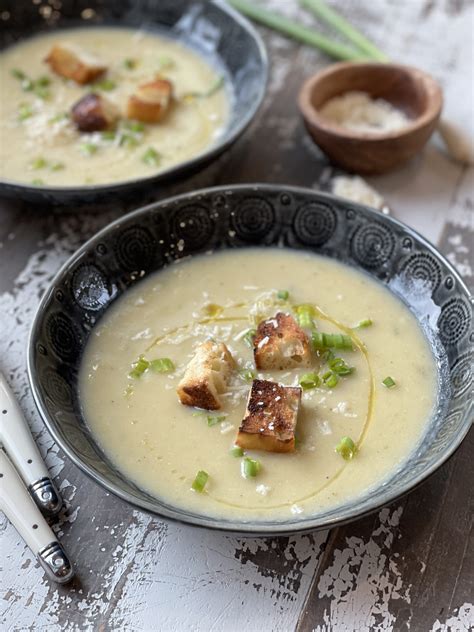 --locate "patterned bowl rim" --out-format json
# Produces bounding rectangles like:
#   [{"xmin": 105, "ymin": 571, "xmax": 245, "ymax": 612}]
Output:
[
  {"xmin": 0, "ymin": 0, "xmax": 268, "ymax": 197},
  {"xmin": 27, "ymin": 184, "xmax": 473, "ymax": 534}
]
